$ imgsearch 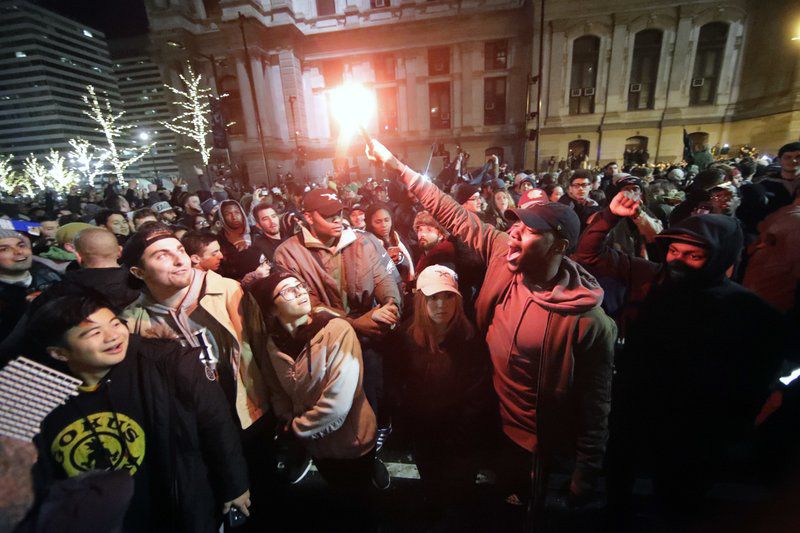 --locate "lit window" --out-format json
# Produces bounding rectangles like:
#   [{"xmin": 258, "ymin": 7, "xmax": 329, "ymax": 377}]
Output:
[
  {"xmin": 15, "ymin": 51, "xmax": 26, "ymax": 58},
  {"xmin": 83, "ymin": 29, "xmax": 93, "ymax": 38}
]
